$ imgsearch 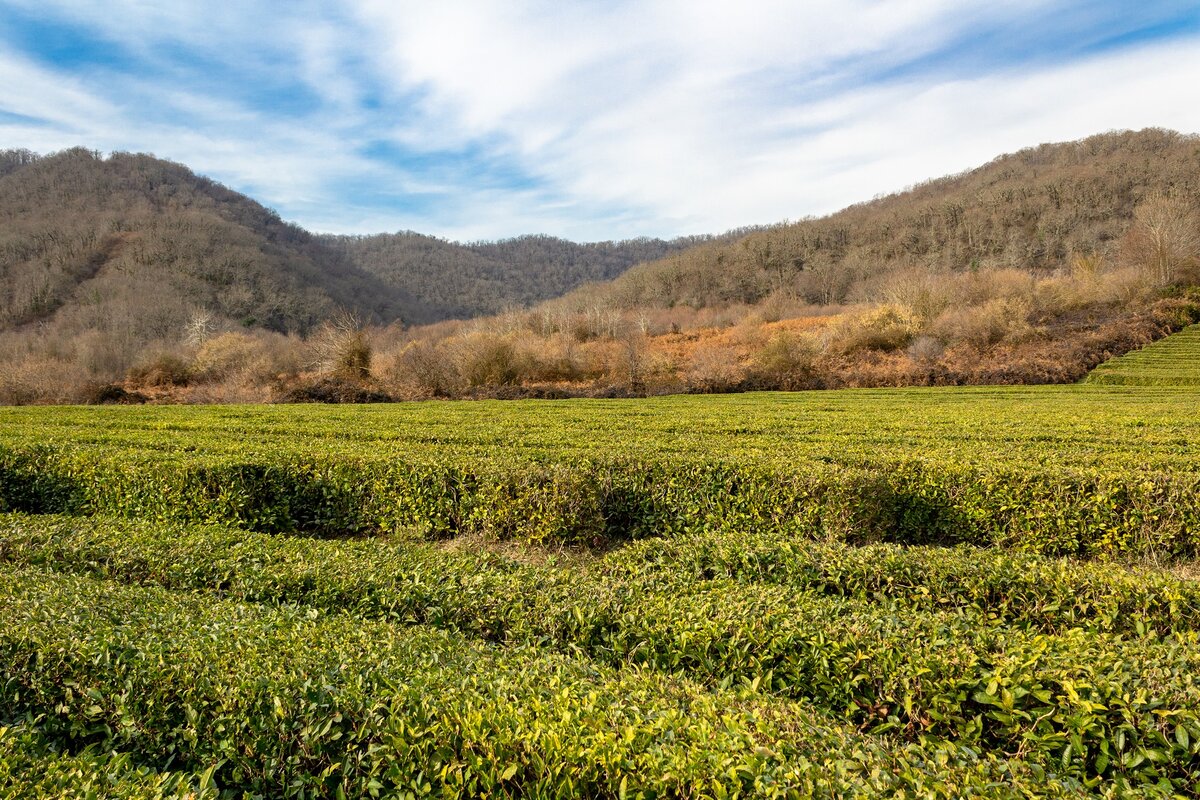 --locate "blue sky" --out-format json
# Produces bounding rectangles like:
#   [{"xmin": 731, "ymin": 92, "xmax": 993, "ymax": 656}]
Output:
[{"xmin": 1, "ymin": 1, "xmax": 1199, "ymax": 241}]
